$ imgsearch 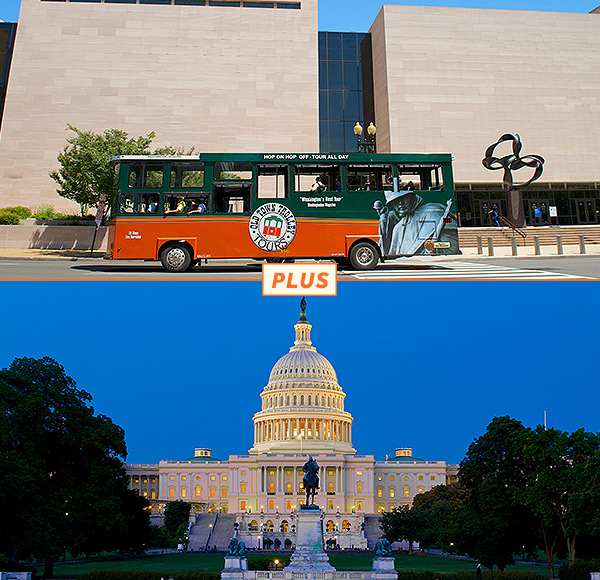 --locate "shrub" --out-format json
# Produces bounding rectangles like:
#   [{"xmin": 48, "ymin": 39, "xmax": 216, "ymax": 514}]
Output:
[
  {"xmin": 395, "ymin": 573, "xmax": 547, "ymax": 580},
  {"xmin": 247, "ymin": 555, "xmax": 291, "ymax": 570},
  {"xmin": 33, "ymin": 204, "xmax": 58, "ymax": 220},
  {"xmin": 0, "ymin": 212, "xmax": 21, "ymax": 225},
  {"xmin": 79, "ymin": 573, "xmax": 220, "ymax": 580},
  {"xmin": 559, "ymin": 559, "xmax": 600, "ymax": 580},
  {"xmin": 0, "ymin": 205, "xmax": 31, "ymax": 218}
]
